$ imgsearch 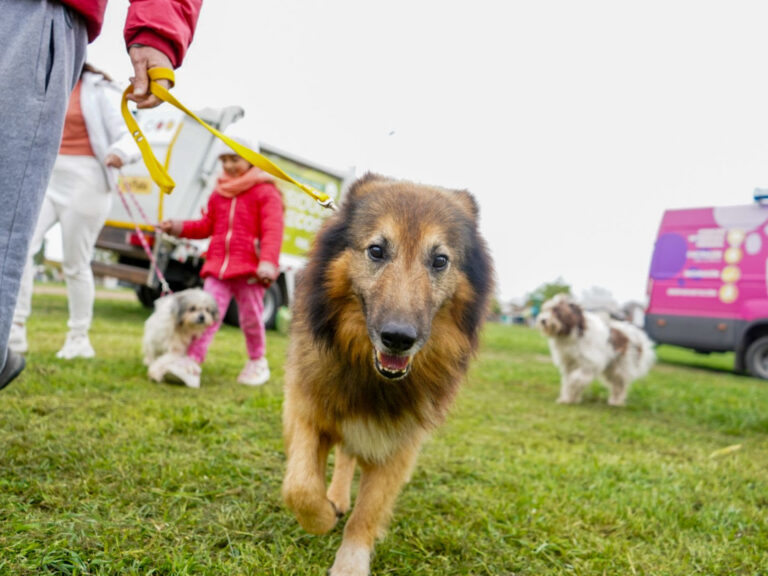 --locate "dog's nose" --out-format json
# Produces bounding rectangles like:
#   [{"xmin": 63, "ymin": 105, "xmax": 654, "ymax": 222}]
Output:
[
  {"xmin": 380, "ymin": 322, "xmax": 418, "ymax": 352},
  {"xmin": 540, "ymin": 318, "xmax": 547, "ymax": 326},
  {"xmin": 197, "ymin": 313, "xmax": 206, "ymax": 323}
]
